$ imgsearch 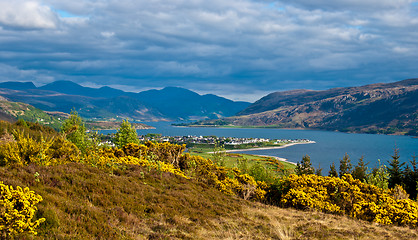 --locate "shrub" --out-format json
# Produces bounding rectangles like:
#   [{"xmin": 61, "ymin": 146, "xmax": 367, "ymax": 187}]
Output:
[
  {"xmin": 0, "ymin": 130, "xmax": 80, "ymax": 166},
  {"xmin": 0, "ymin": 181, "xmax": 45, "ymax": 238},
  {"xmin": 179, "ymin": 153, "xmax": 266, "ymax": 201},
  {"xmin": 275, "ymin": 174, "xmax": 418, "ymax": 226}
]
